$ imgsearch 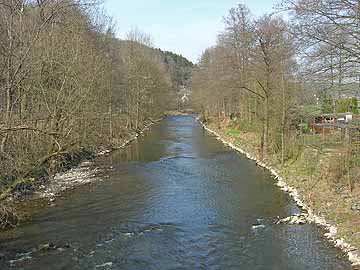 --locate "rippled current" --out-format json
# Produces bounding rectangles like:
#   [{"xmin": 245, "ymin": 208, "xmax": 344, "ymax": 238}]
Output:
[{"xmin": 0, "ymin": 116, "xmax": 352, "ymax": 269}]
